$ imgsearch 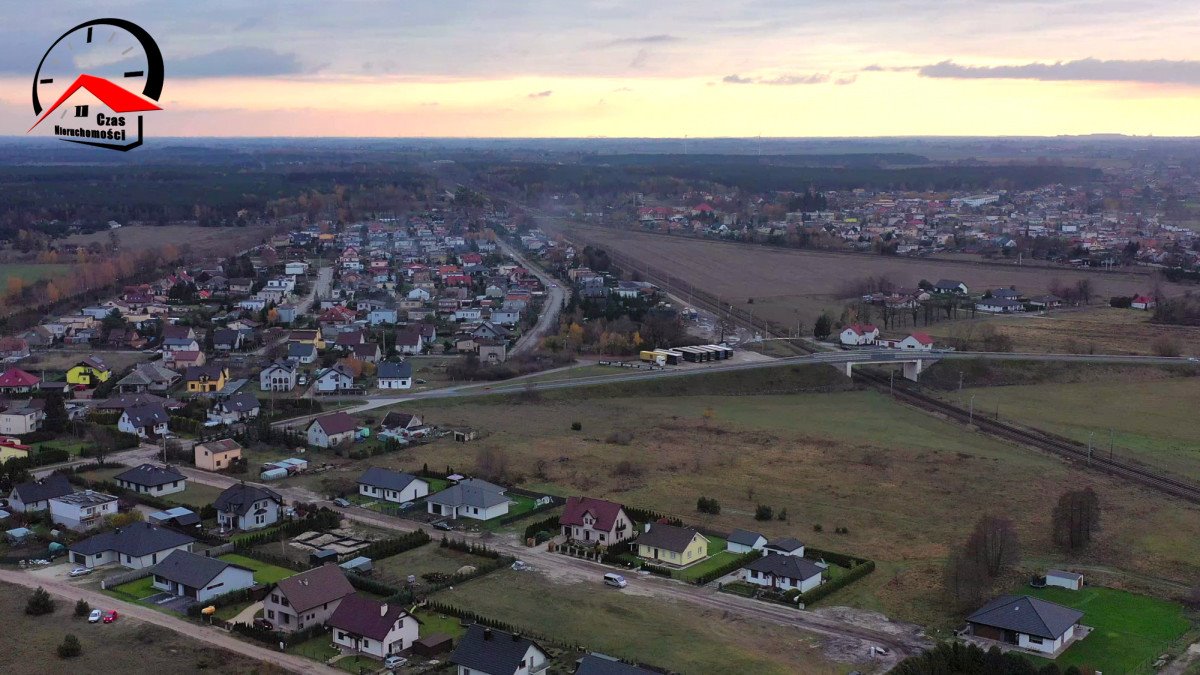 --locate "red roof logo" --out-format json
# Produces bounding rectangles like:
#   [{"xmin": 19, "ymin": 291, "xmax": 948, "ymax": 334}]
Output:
[{"xmin": 28, "ymin": 73, "xmax": 161, "ymax": 132}]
